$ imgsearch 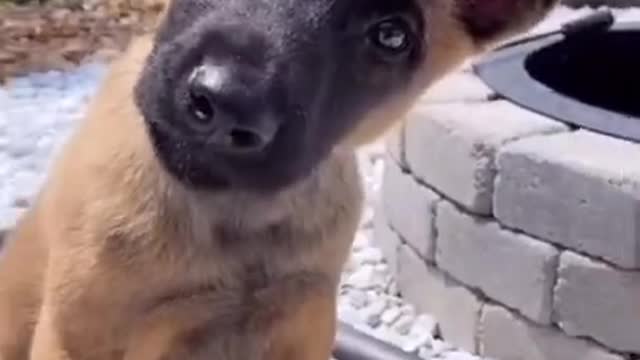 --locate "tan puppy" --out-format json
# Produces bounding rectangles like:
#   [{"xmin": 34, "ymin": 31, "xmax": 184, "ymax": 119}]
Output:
[{"xmin": 0, "ymin": 0, "xmax": 557, "ymax": 359}]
